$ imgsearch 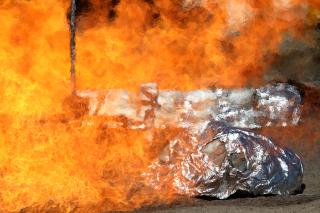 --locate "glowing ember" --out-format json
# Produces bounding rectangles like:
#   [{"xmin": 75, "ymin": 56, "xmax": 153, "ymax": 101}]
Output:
[{"xmin": 0, "ymin": 0, "xmax": 319, "ymax": 212}]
